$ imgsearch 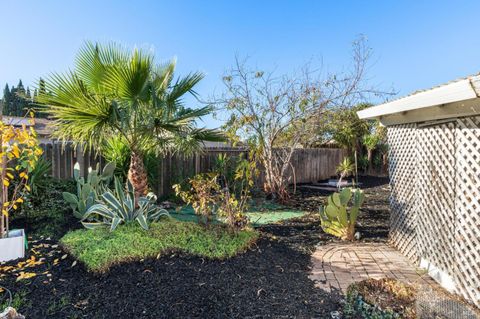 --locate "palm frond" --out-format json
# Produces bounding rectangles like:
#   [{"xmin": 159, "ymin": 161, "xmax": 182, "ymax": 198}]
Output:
[
  {"xmin": 167, "ymin": 72, "xmax": 204, "ymax": 107},
  {"xmin": 38, "ymin": 41, "xmax": 216, "ymax": 158},
  {"xmin": 103, "ymin": 47, "xmax": 153, "ymax": 103},
  {"xmin": 152, "ymin": 58, "xmax": 176, "ymax": 94}
]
